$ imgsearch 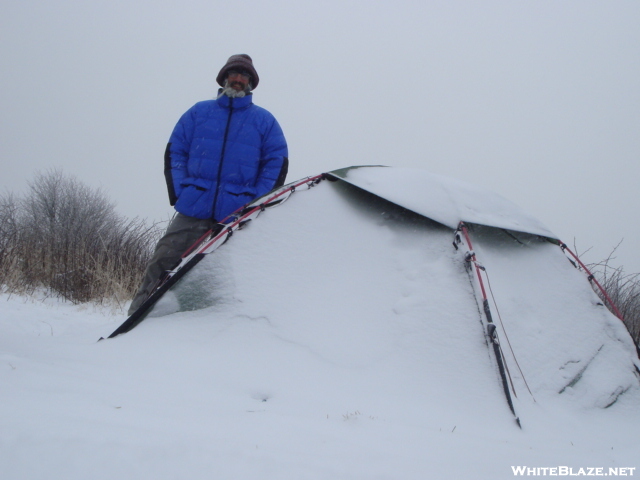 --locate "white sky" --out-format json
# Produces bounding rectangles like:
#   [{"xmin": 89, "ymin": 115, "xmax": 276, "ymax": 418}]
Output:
[{"xmin": 1, "ymin": 0, "xmax": 639, "ymax": 272}]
